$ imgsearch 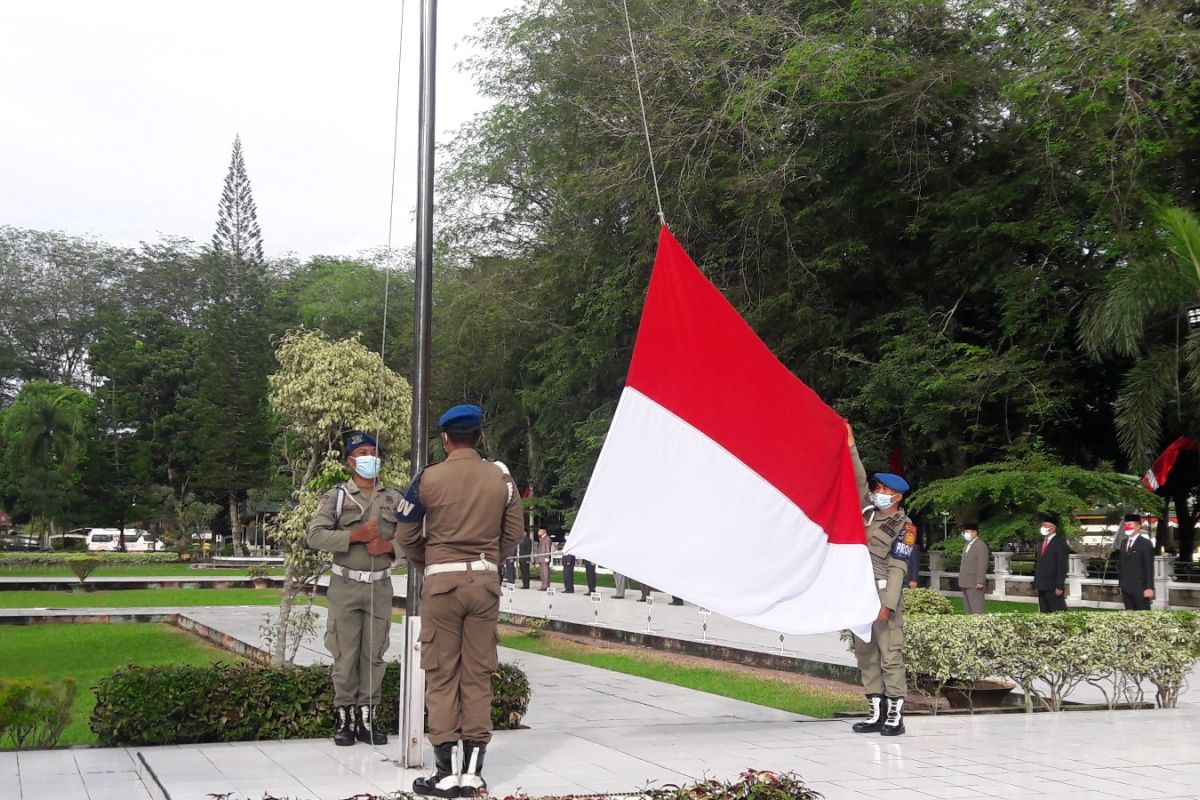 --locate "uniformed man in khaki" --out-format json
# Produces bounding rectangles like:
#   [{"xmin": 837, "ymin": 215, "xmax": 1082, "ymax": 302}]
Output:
[
  {"xmin": 306, "ymin": 431, "xmax": 402, "ymax": 747},
  {"xmin": 847, "ymin": 424, "xmax": 914, "ymax": 736},
  {"xmin": 396, "ymin": 404, "xmax": 524, "ymax": 798}
]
